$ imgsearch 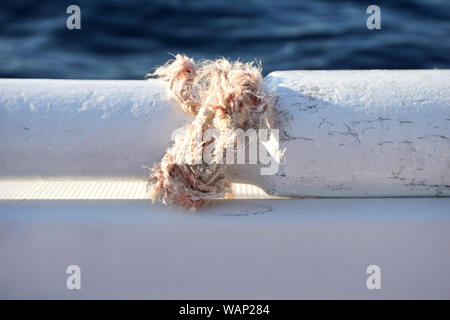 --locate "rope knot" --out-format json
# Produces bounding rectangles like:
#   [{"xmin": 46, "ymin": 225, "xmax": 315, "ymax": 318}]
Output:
[{"xmin": 147, "ymin": 55, "xmax": 275, "ymax": 210}]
